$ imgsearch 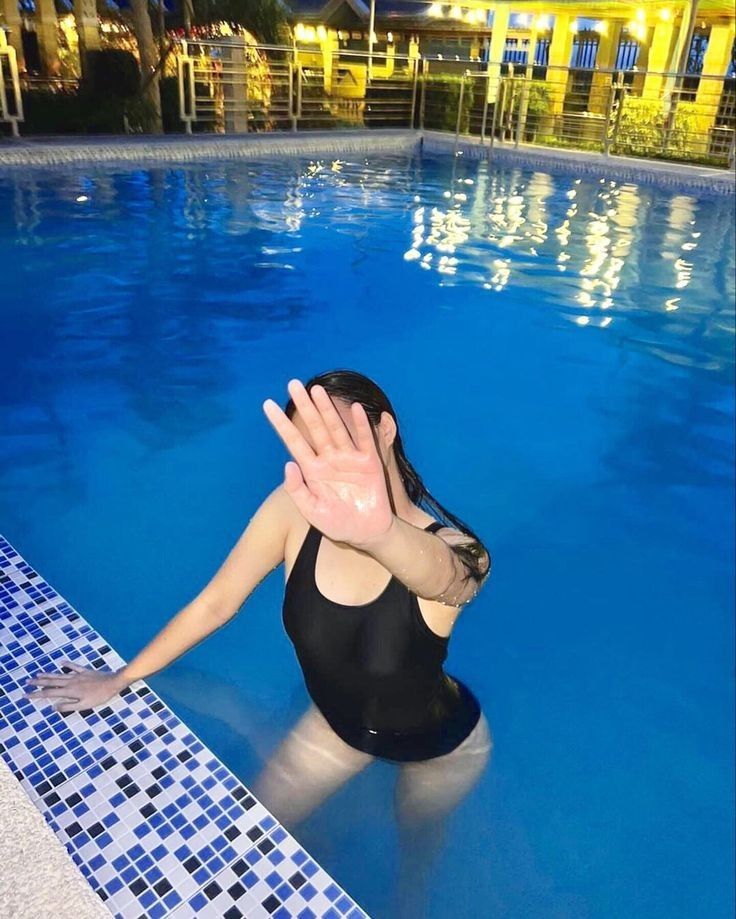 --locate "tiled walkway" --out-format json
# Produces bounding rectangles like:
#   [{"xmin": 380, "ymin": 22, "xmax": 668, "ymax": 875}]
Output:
[{"xmin": 0, "ymin": 536, "xmax": 369, "ymax": 919}]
